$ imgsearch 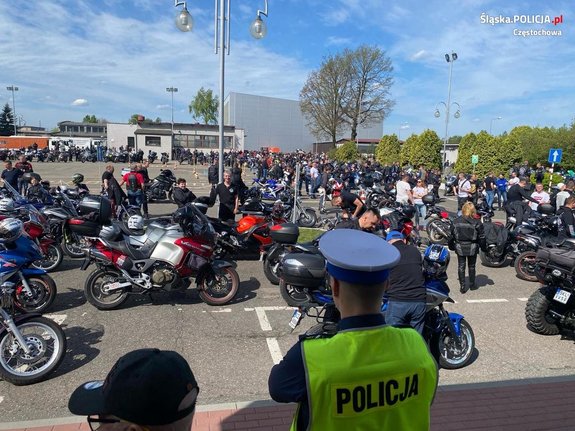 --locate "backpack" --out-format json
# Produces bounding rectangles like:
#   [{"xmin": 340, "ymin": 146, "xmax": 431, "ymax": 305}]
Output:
[{"xmin": 127, "ymin": 173, "xmax": 139, "ymax": 192}]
